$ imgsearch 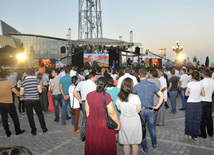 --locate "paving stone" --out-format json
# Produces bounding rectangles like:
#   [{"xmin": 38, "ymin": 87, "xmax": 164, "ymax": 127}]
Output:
[{"xmin": 0, "ymin": 95, "xmax": 214, "ymax": 154}]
